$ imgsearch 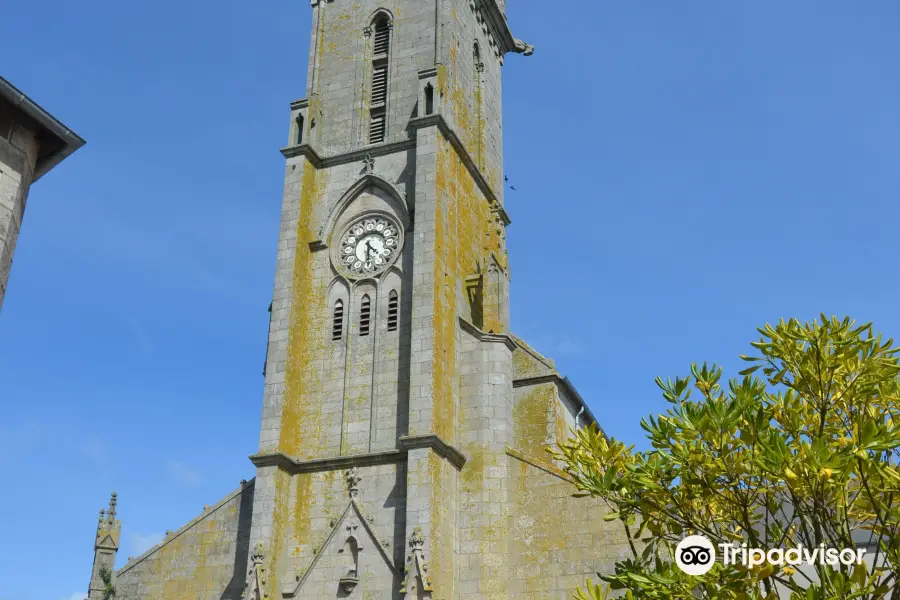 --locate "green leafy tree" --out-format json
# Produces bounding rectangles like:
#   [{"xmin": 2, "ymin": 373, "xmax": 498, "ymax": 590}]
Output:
[{"xmin": 552, "ymin": 316, "xmax": 900, "ymax": 599}]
